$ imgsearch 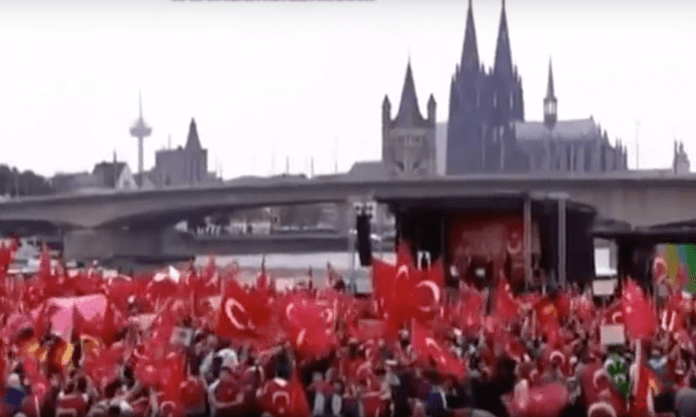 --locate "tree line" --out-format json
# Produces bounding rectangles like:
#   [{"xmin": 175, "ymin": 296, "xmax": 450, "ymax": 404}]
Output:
[{"xmin": 0, "ymin": 164, "xmax": 55, "ymax": 197}]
